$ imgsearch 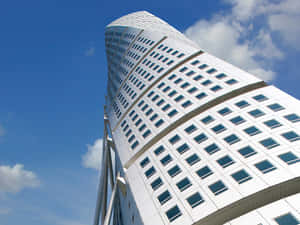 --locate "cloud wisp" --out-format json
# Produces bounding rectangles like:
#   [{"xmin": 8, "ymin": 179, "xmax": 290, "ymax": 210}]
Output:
[
  {"xmin": 82, "ymin": 139, "xmax": 103, "ymax": 170},
  {"xmin": 184, "ymin": 0, "xmax": 300, "ymax": 82},
  {"xmin": 0, "ymin": 164, "xmax": 40, "ymax": 194},
  {"xmin": 84, "ymin": 46, "xmax": 95, "ymax": 56}
]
